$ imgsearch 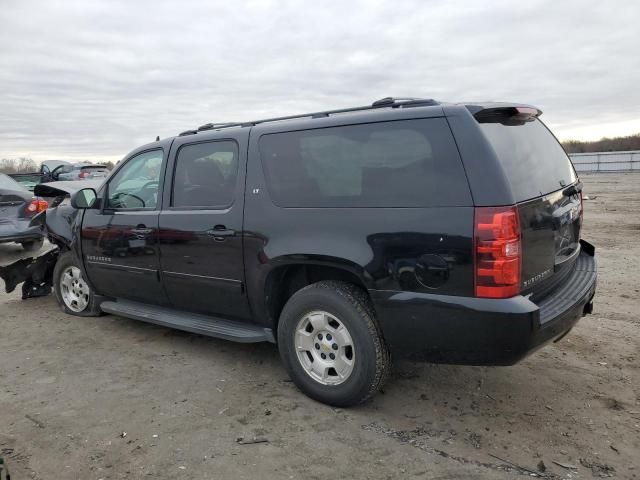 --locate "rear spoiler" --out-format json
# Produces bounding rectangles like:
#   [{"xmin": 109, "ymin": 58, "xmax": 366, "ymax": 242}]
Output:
[{"xmin": 465, "ymin": 103, "xmax": 542, "ymax": 125}]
